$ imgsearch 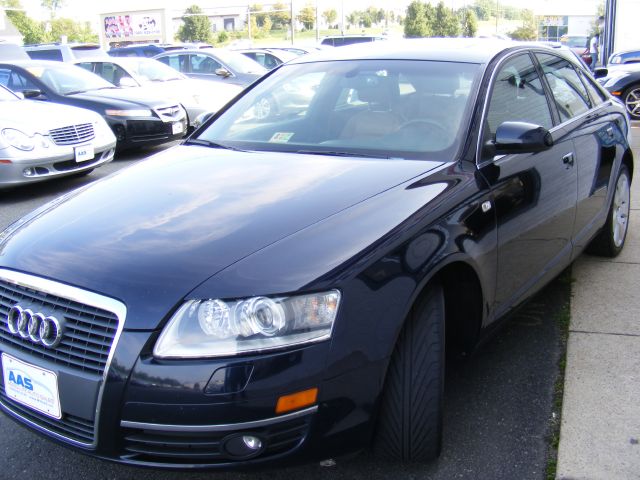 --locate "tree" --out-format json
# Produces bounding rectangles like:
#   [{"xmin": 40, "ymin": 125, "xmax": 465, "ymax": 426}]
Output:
[
  {"xmin": 404, "ymin": 1, "xmax": 430, "ymax": 38},
  {"xmin": 250, "ymin": 4, "xmax": 267, "ymax": 27},
  {"xmin": 297, "ymin": 4, "xmax": 315, "ymax": 31},
  {"xmin": 49, "ymin": 18, "xmax": 97, "ymax": 42},
  {"xmin": 177, "ymin": 5, "xmax": 212, "ymax": 43},
  {"xmin": 432, "ymin": 2, "xmax": 460, "ymax": 37},
  {"xmin": 508, "ymin": 9, "xmax": 537, "ymax": 40},
  {"xmin": 41, "ymin": 0, "xmax": 64, "ymax": 19},
  {"xmin": 2, "ymin": 0, "xmax": 48, "ymax": 44},
  {"xmin": 460, "ymin": 9, "xmax": 478, "ymax": 38},
  {"xmin": 322, "ymin": 8, "xmax": 337, "ymax": 27},
  {"xmin": 270, "ymin": 2, "xmax": 291, "ymax": 30},
  {"xmin": 470, "ymin": 0, "xmax": 494, "ymax": 21}
]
